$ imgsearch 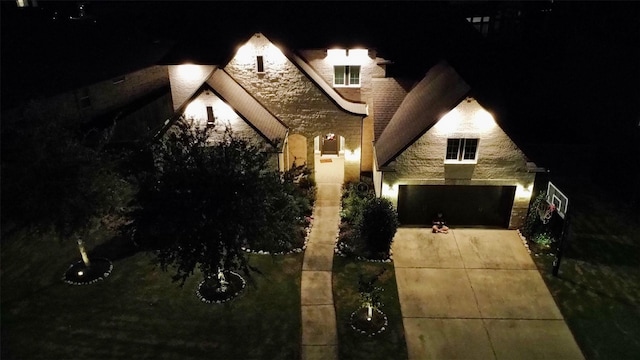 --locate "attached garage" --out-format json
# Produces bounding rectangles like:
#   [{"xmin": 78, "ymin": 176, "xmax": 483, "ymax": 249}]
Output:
[{"xmin": 397, "ymin": 185, "xmax": 516, "ymax": 227}]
